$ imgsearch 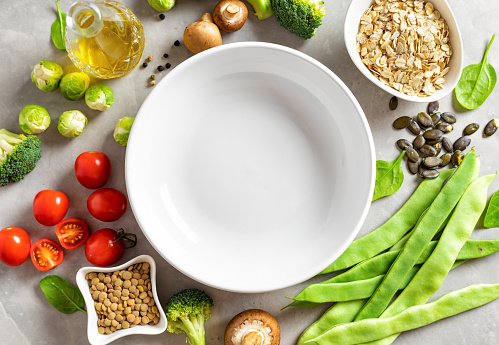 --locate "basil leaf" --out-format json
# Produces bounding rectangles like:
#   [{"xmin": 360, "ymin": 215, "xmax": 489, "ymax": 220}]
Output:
[
  {"xmin": 51, "ymin": 0, "xmax": 67, "ymax": 51},
  {"xmin": 484, "ymin": 189, "xmax": 499, "ymax": 228},
  {"xmin": 39, "ymin": 275, "xmax": 87, "ymax": 314},
  {"xmin": 455, "ymin": 35, "xmax": 496, "ymax": 110},
  {"xmin": 373, "ymin": 151, "xmax": 405, "ymax": 201}
]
